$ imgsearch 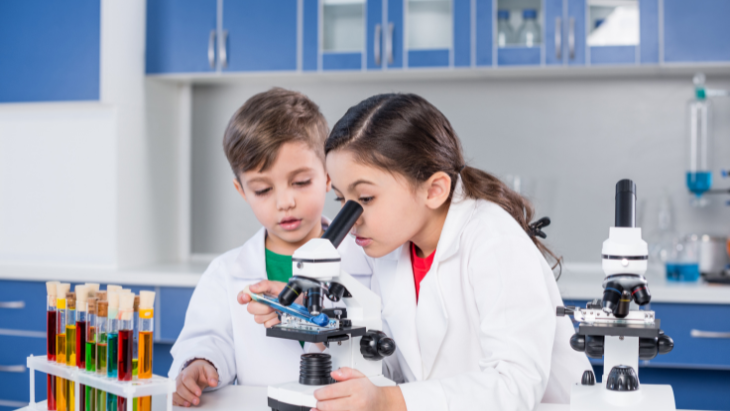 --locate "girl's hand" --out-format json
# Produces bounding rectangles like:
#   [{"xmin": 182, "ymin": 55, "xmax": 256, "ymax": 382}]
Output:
[
  {"xmin": 237, "ymin": 280, "xmax": 287, "ymax": 327},
  {"xmin": 312, "ymin": 367, "xmax": 406, "ymax": 411}
]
